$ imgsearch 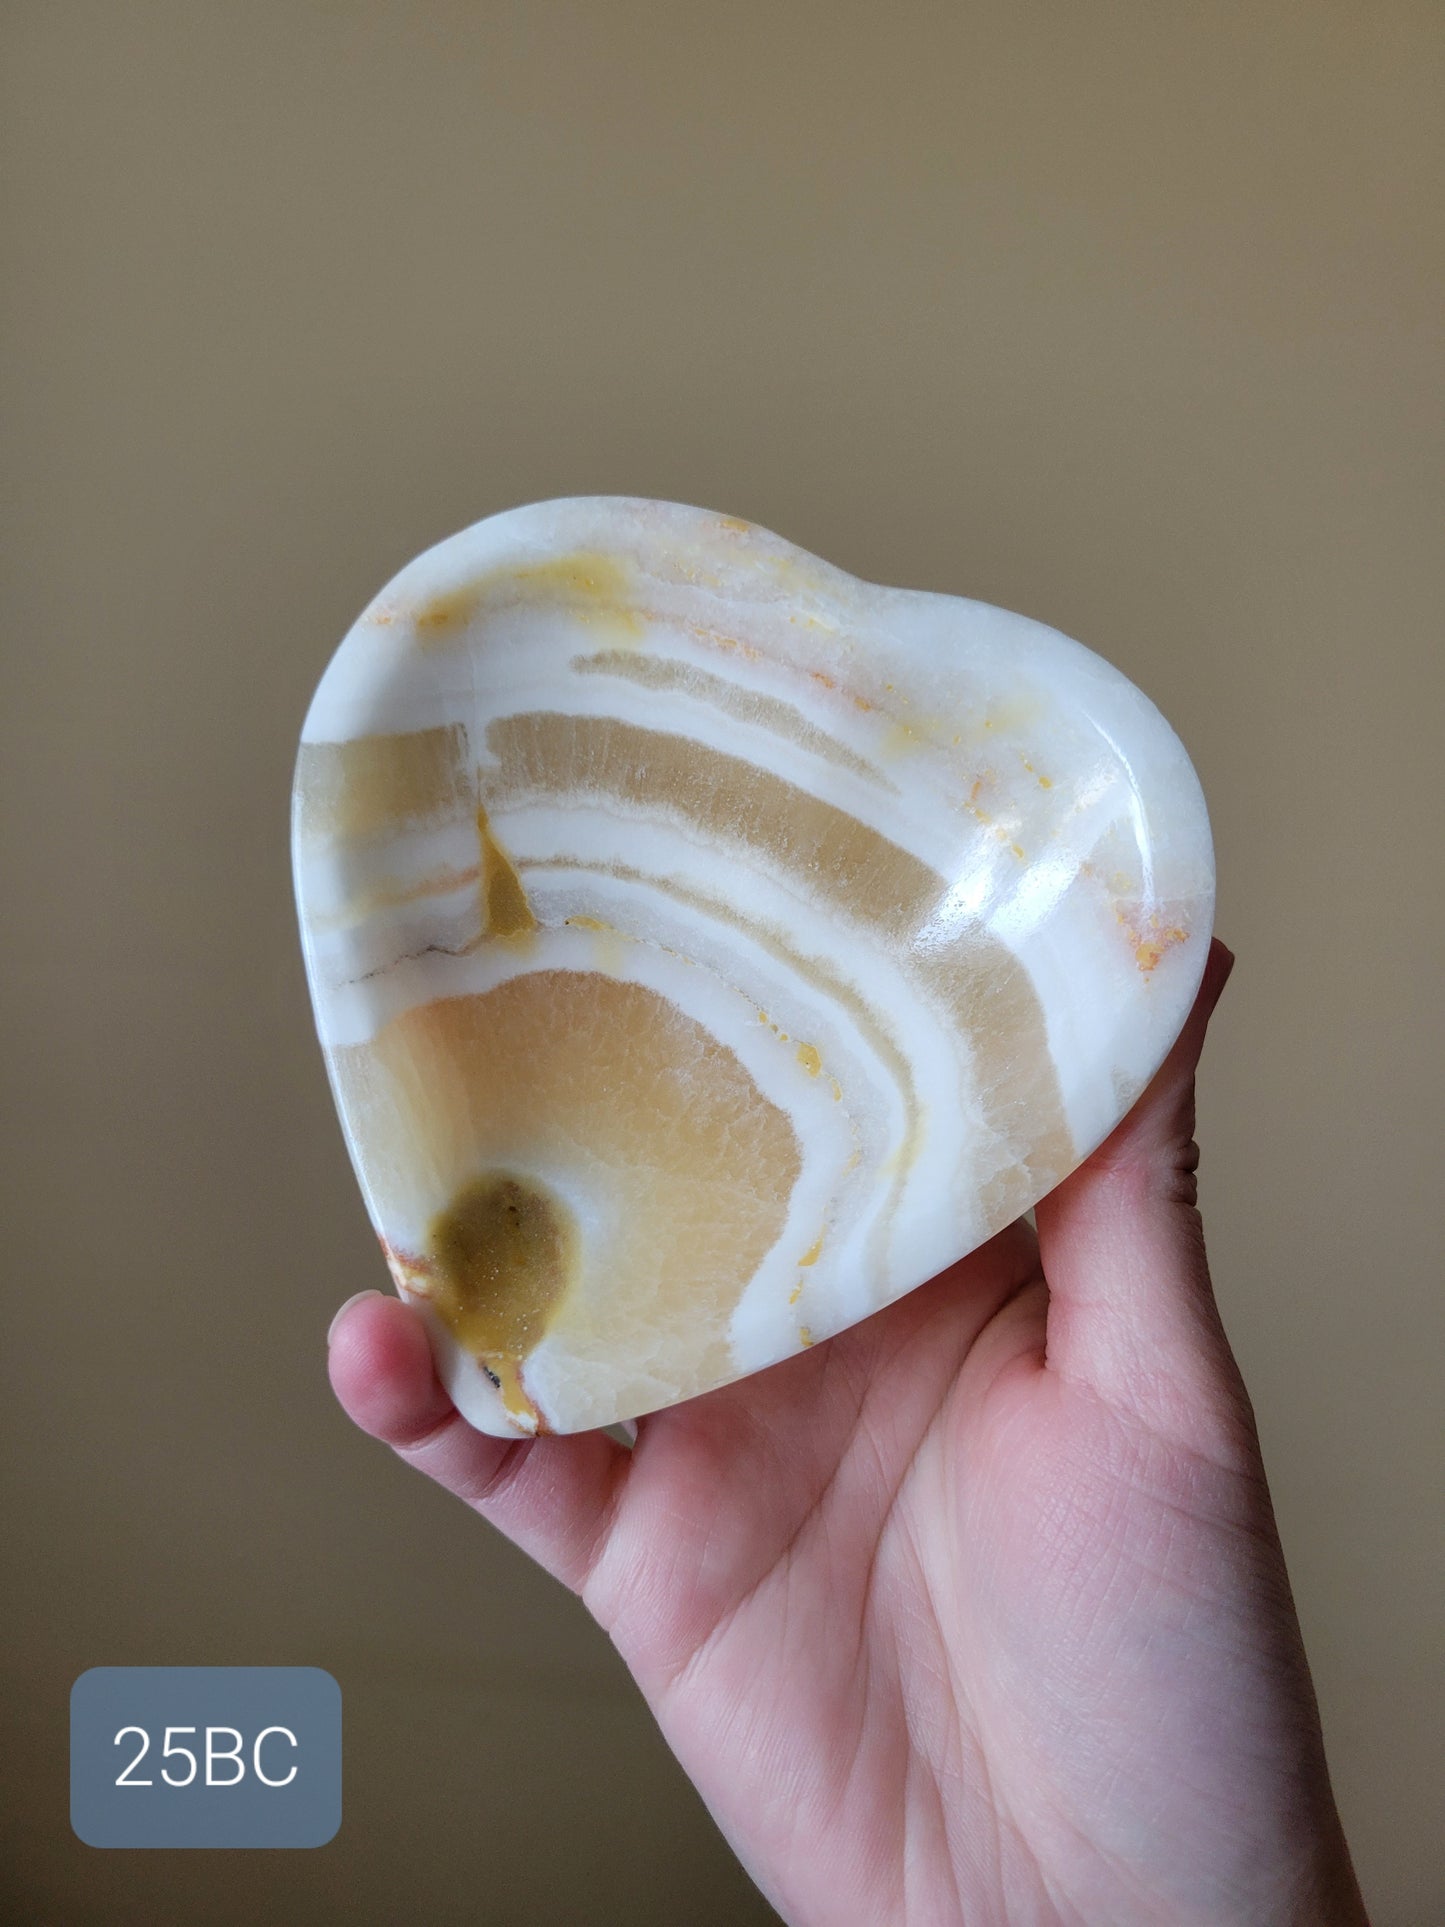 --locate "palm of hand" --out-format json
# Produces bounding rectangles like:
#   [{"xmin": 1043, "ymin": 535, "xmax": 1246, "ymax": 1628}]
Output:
[
  {"xmin": 330, "ymin": 945, "xmax": 1363, "ymax": 1926},
  {"xmin": 589, "ymin": 1232, "xmax": 1307, "ymax": 1926}
]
